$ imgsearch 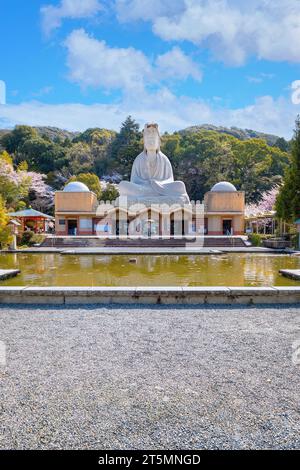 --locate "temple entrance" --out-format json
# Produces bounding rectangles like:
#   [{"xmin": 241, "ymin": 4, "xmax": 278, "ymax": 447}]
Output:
[
  {"xmin": 116, "ymin": 219, "xmax": 129, "ymax": 236},
  {"xmin": 142, "ymin": 219, "xmax": 159, "ymax": 237},
  {"xmin": 67, "ymin": 219, "xmax": 77, "ymax": 235},
  {"xmin": 223, "ymin": 219, "xmax": 232, "ymax": 235},
  {"xmin": 170, "ymin": 218, "xmax": 185, "ymax": 236}
]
